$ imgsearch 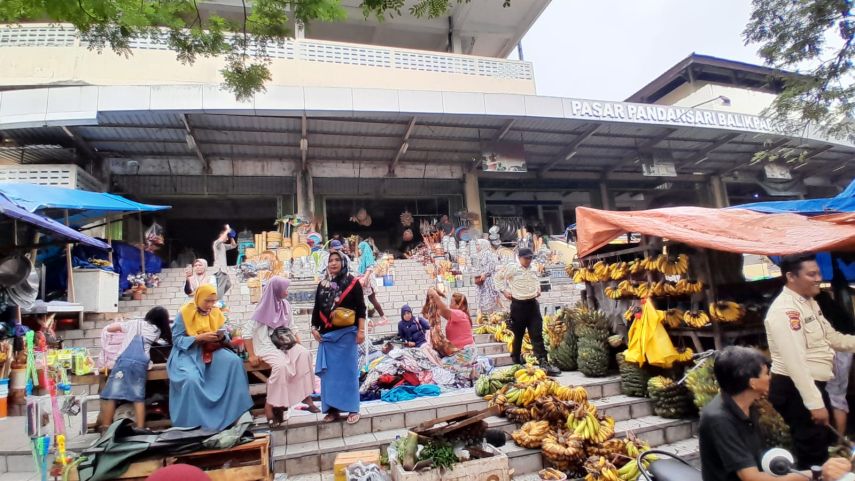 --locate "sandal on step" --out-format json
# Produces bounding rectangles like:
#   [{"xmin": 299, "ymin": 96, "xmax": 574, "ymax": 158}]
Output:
[
  {"xmin": 323, "ymin": 412, "xmax": 339, "ymax": 423},
  {"xmin": 306, "ymin": 404, "xmax": 321, "ymax": 414},
  {"xmin": 346, "ymin": 413, "xmax": 361, "ymax": 425}
]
